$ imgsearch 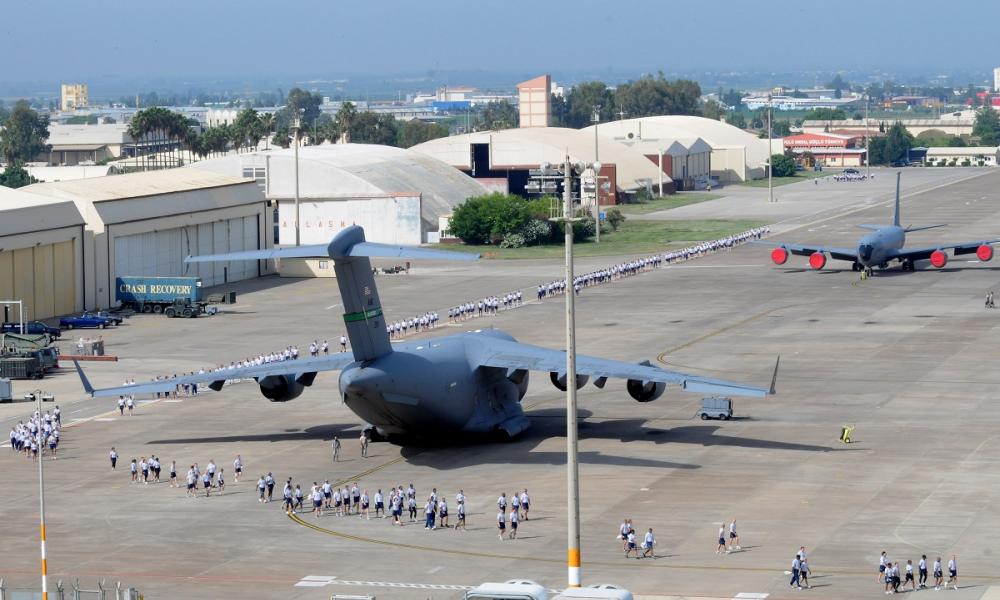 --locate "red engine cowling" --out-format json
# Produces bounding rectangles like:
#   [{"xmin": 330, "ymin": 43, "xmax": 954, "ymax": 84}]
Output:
[
  {"xmin": 771, "ymin": 247, "xmax": 789, "ymax": 265},
  {"xmin": 977, "ymin": 244, "xmax": 994, "ymax": 262},
  {"xmin": 808, "ymin": 251, "xmax": 826, "ymax": 270},
  {"xmin": 930, "ymin": 250, "xmax": 948, "ymax": 268}
]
